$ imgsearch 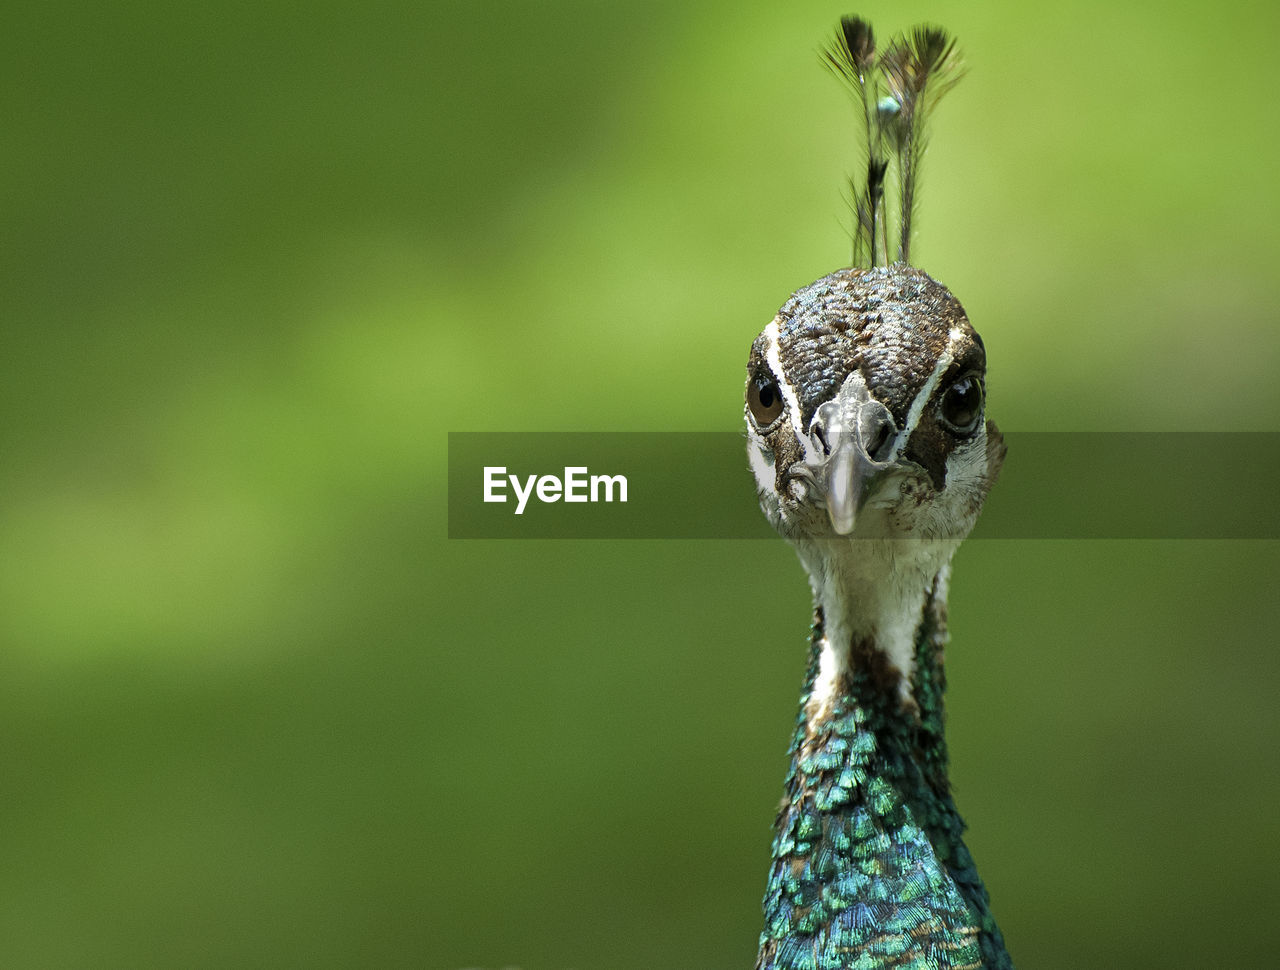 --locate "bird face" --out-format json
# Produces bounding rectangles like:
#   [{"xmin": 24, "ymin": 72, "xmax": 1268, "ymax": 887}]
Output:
[{"xmin": 745, "ymin": 265, "xmax": 1004, "ymax": 542}]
